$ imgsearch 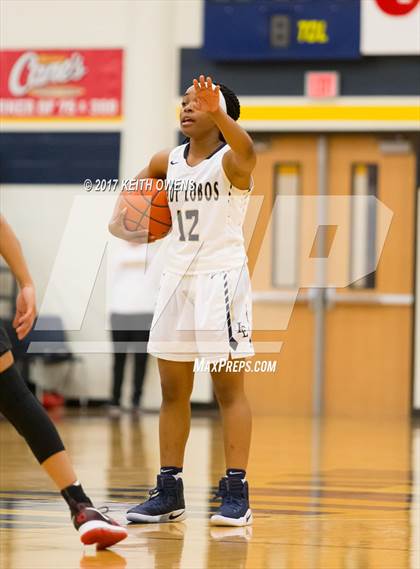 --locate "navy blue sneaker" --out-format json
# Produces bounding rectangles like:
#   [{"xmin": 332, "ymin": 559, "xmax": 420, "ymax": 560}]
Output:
[
  {"xmin": 210, "ymin": 477, "xmax": 253, "ymax": 526},
  {"xmin": 213, "ymin": 476, "xmax": 228, "ymax": 501},
  {"xmin": 126, "ymin": 475, "xmax": 186, "ymax": 523}
]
